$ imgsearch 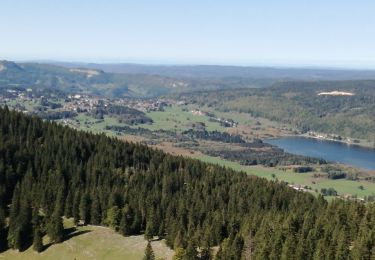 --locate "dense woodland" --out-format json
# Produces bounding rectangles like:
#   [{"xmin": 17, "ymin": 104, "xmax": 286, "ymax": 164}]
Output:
[
  {"xmin": 91, "ymin": 105, "xmax": 153, "ymax": 125},
  {"xmin": 203, "ymin": 144, "xmax": 326, "ymax": 167},
  {"xmin": 0, "ymin": 106, "xmax": 375, "ymax": 259},
  {"xmin": 182, "ymin": 129, "xmax": 246, "ymax": 143}
]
